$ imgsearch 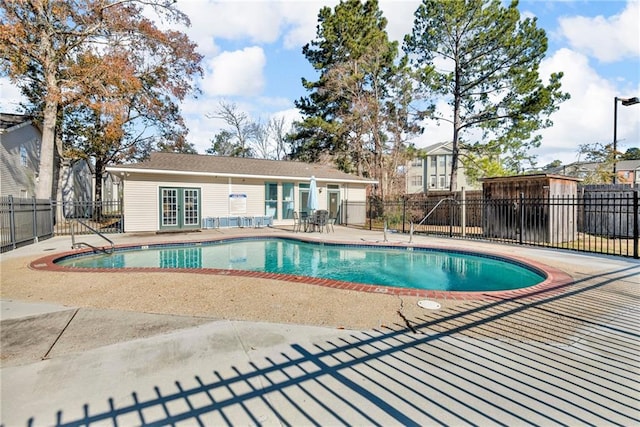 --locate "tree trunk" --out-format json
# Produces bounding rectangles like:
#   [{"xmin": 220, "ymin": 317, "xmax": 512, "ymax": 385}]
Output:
[
  {"xmin": 34, "ymin": 22, "xmax": 59, "ymax": 201},
  {"xmin": 450, "ymin": 55, "xmax": 462, "ymax": 192},
  {"xmin": 56, "ymin": 159, "xmax": 70, "ymax": 221},
  {"xmin": 36, "ymin": 99, "xmax": 57, "ymax": 200},
  {"xmin": 450, "ymin": 124, "xmax": 460, "ymax": 192},
  {"xmin": 94, "ymin": 158, "xmax": 104, "ymax": 221}
]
